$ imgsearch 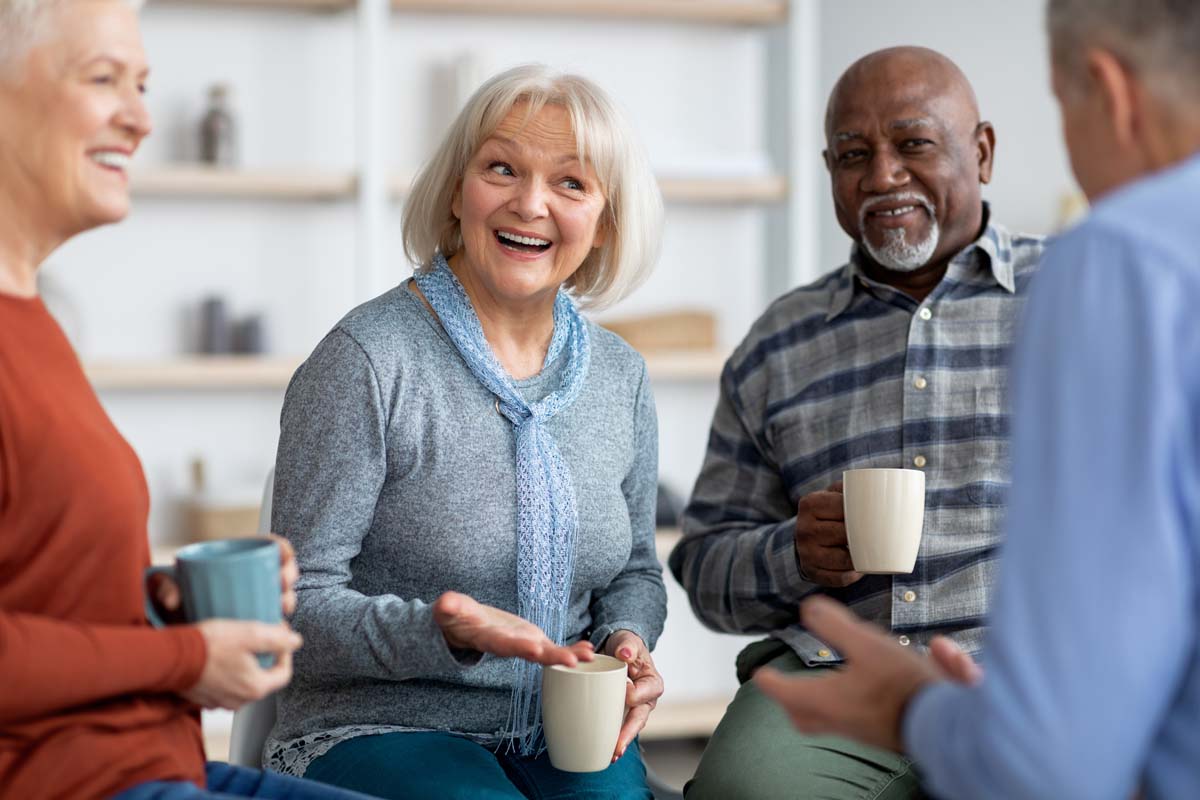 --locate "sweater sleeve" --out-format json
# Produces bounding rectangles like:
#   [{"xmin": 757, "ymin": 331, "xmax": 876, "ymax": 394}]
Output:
[
  {"xmin": 588, "ymin": 365, "xmax": 667, "ymax": 651},
  {"xmin": 0, "ymin": 611, "xmax": 206, "ymax": 725},
  {"xmin": 273, "ymin": 329, "xmax": 482, "ymax": 681}
]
